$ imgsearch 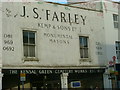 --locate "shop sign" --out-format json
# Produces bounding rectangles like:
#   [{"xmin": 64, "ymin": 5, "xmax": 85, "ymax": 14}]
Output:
[
  {"xmin": 20, "ymin": 73, "xmax": 26, "ymax": 81},
  {"xmin": 2, "ymin": 69, "xmax": 105, "ymax": 75},
  {"xmin": 71, "ymin": 81, "xmax": 81, "ymax": 88}
]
